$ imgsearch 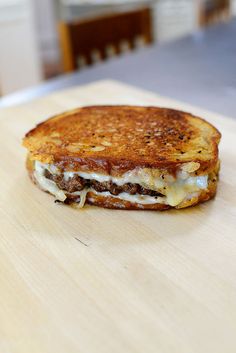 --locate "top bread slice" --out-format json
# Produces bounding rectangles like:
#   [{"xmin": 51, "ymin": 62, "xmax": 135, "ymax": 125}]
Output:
[{"xmin": 23, "ymin": 106, "xmax": 221, "ymax": 176}]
